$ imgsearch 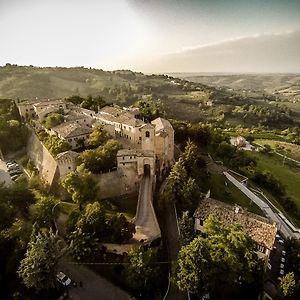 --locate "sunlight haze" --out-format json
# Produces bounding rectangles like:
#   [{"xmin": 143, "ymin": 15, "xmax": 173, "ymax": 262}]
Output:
[{"xmin": 1, "ymin": 0, "xmax": 300, "ymax": 72}]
